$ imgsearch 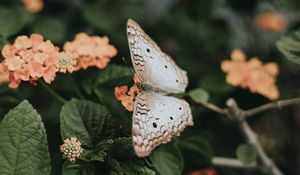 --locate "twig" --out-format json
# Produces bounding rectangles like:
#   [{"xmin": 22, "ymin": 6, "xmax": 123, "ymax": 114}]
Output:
[
  {"xmin": 39, "ymin": 81, "xmax": 67, "ymax": 104},
  {"xmin": 212, "ymin": 157, "xmax": 256, "ymax": 169},
  {"xmin": 200, "ymin": 102, "xmax": 228, "ymax": 115},
  {"xmin": 226, "ymin": 99, "xmax": 284, "ymax": 175},
  {"xmin": 244, "ymin": 98, "xmax": 300, "ymax": 118}
]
